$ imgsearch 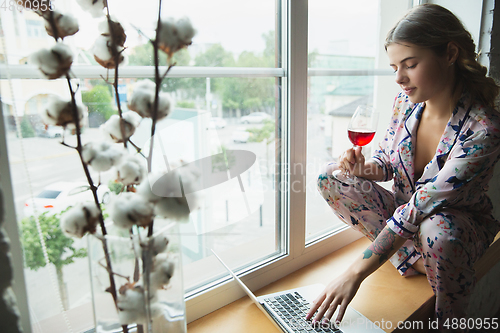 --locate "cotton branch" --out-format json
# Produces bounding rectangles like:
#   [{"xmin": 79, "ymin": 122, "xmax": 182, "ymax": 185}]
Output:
[{"xmin": 40, "ymin": 10, "xmax": 122, "ymax": 314}]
